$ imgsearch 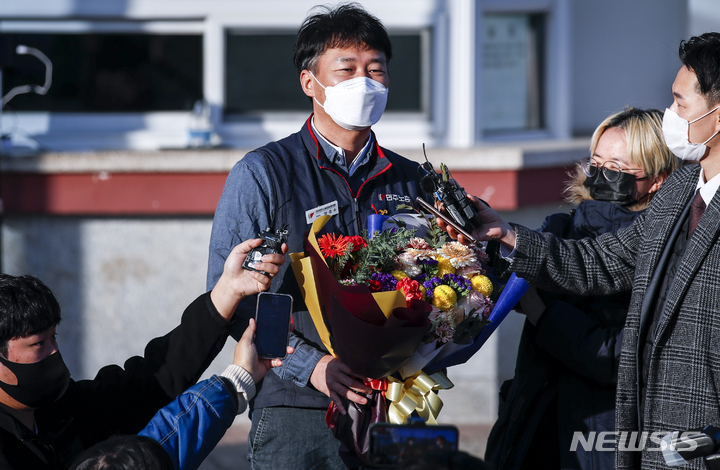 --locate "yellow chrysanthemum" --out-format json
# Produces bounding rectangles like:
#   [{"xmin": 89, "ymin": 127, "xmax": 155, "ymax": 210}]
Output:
[
  {"xmin": 419, "ymin": 285, "xmax": 427, "ymax": 301},
  {"xmin": 432, "ymin": 285, "xmax": 457, "ymax": 311},
  {"xmin": 435, "ymin": 257, "xmax": 456, "ymax": 278},
  {"xmin": 471, "ymin": 275, "xmax": 493, "ymax": 297},
  {"xmin": 390, "ymin": 270, "xmax": 409, "ymax": 281}
]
